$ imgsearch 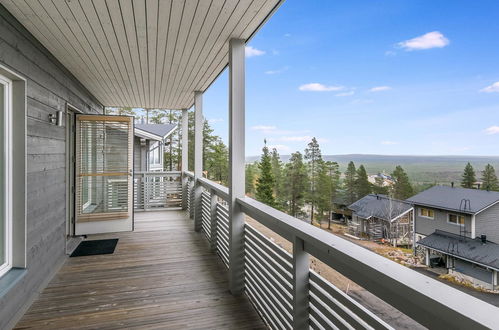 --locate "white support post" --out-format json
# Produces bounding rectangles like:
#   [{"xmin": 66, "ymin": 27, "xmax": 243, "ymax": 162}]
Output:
[
  {"xmin": 228, "ymin": 38, "xmax": 245, "ymax": 295},
  {"xmin": 194, "ymin": 92, "xmax": 203, "ymax": 232},
  {"xmin": 210, "ymin": 189, "xmax": 218, "ymax": 251},
  {"xmin": 181, "ymin": 109, "xmax": 189, "ymax": 210},
  {"xmin": 293, "ymin": 236, "xmax": 310, "ymax": 329}
]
